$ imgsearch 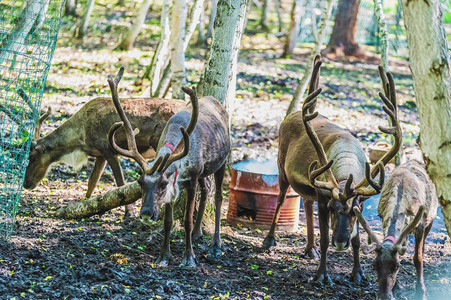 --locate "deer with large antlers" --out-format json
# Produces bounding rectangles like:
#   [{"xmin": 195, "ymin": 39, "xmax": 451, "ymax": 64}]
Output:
[
  {"xmin": 354, "ymin": 160, "xmax": 438, "ymax": 300},
  {"xmin": 262, "ymin": 57, "xmax": 402, "ymax": 284},
  {"xmin": 108, "ymin": 68, "xmax": 230, "ymax": 267},
  {"xmin": 23, "ymin": 78, "xmax": 186, "ymax": 217}
]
